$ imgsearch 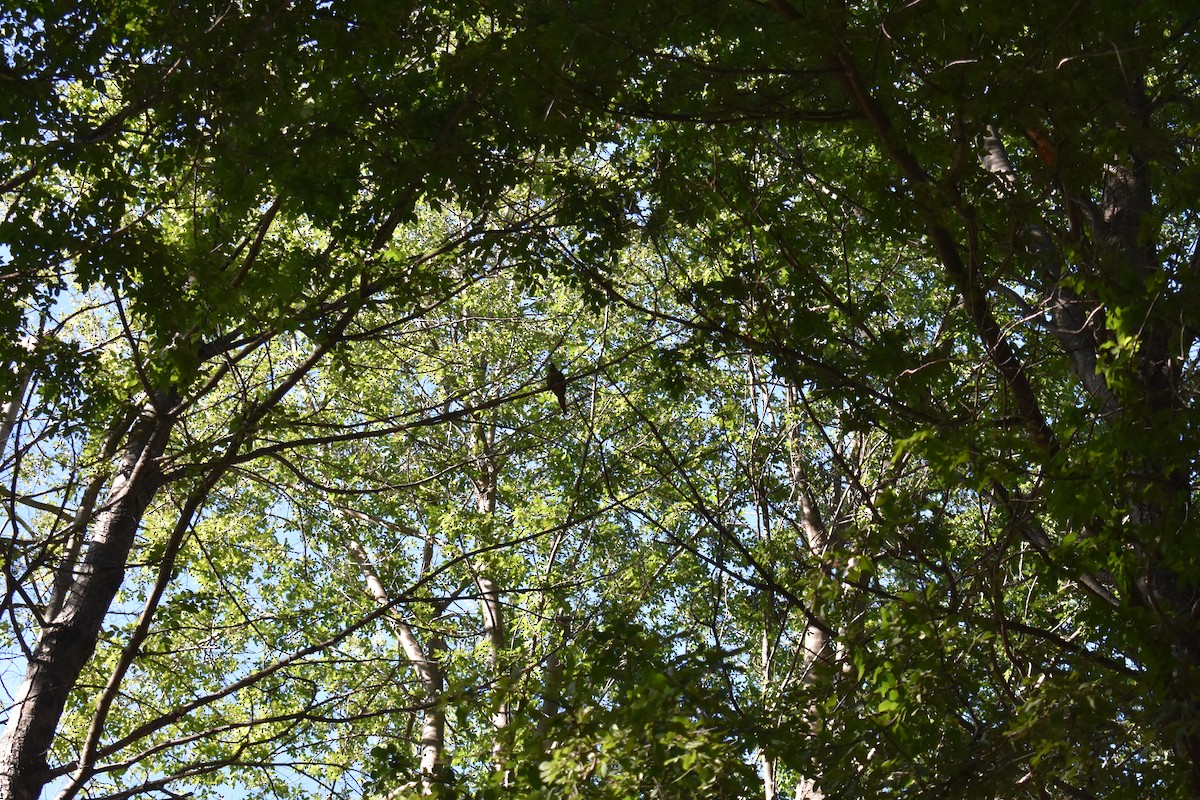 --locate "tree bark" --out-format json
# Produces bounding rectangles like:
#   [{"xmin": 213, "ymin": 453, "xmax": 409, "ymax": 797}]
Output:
[
  {"xmin": 470, "ymin": 406, "xmax": 512, "ymax": 781},
  {"xmin": 536, "ymin": 613, "xmax": 566, "ymax": 745},
  {"xmin": 0, "ymin": 340, "xmax": 35, "ymax": 461},
  {"xmin": 347, "ymin": 538, "xmax": 446, "ymax": 792},
  {"xmin": 785, "ymin": 382, "xmax": 833, "ymax": 800},
  {"xmin": 0, "ymin": 396, "xmax": 173, "ymax": 800},
  {"xmin": 979, "ymin": 127, "xmax": 1118, "ymax": 414}
]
